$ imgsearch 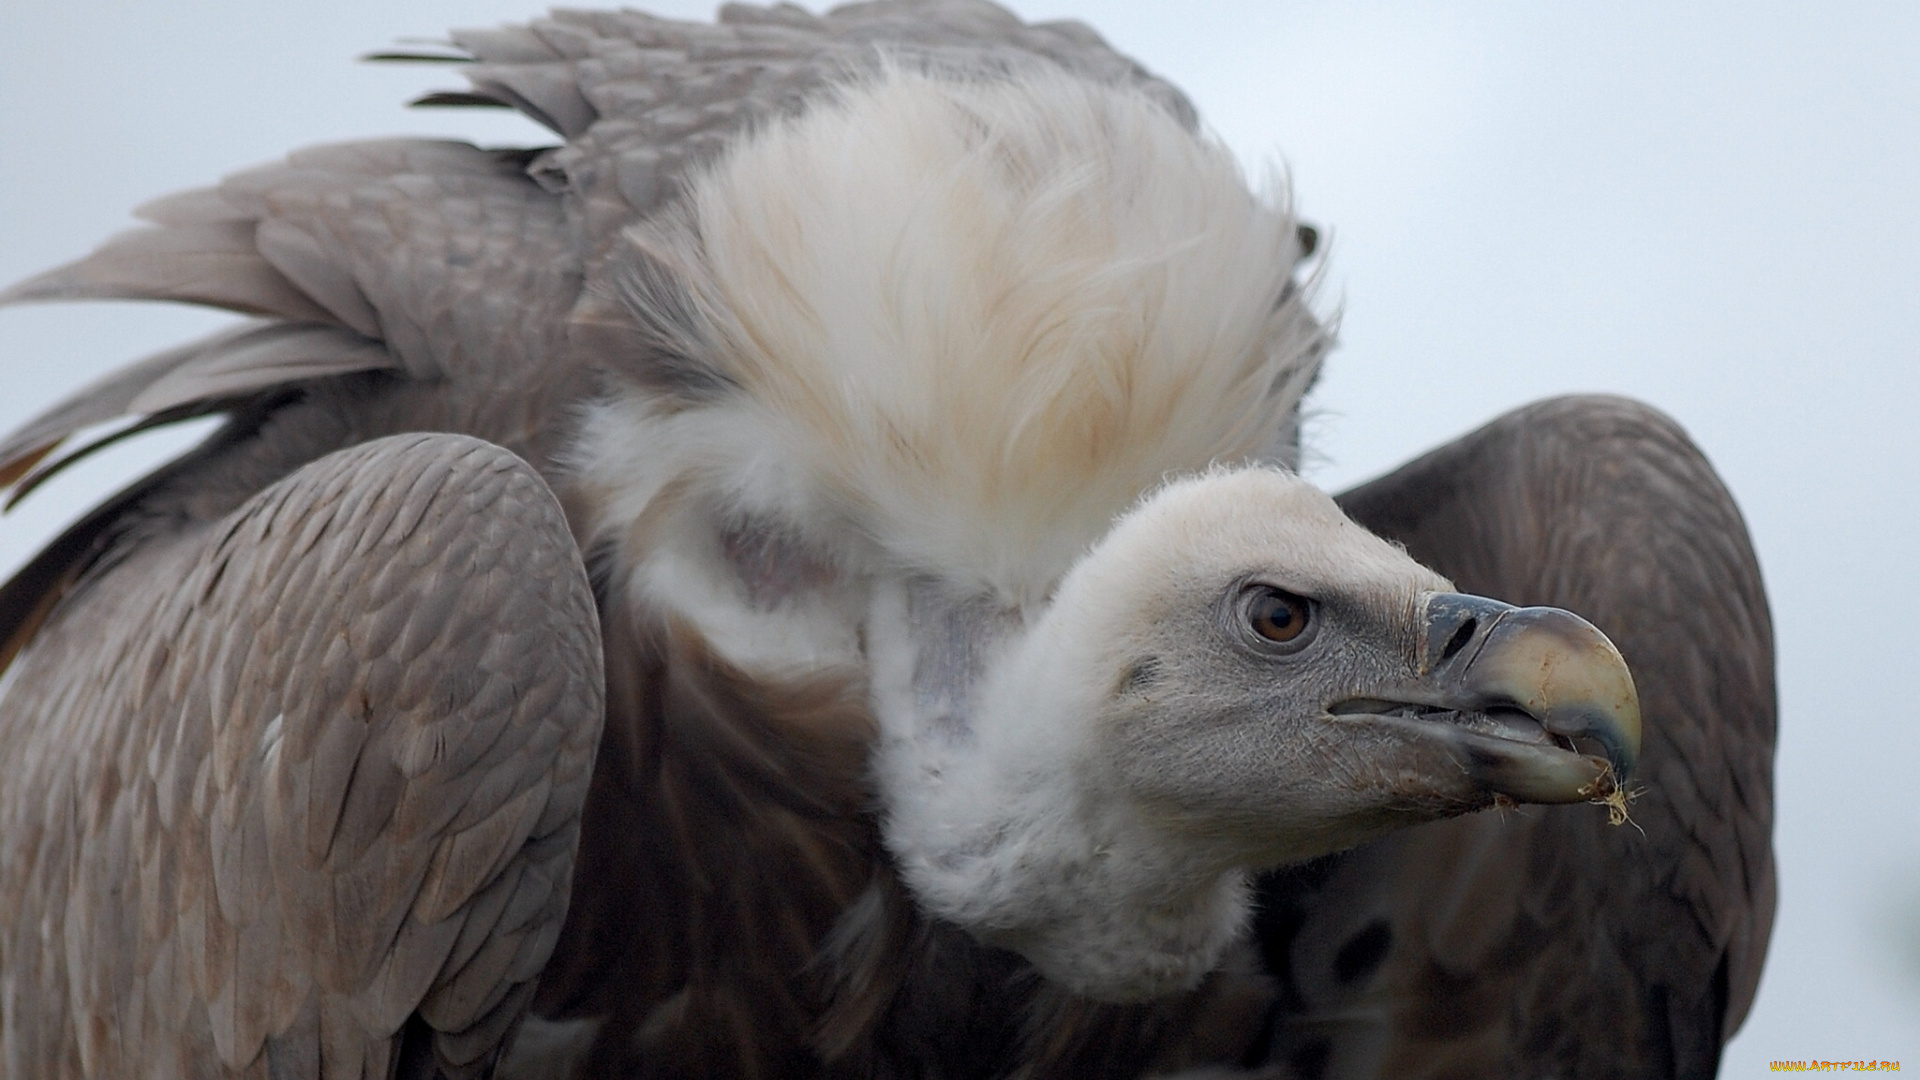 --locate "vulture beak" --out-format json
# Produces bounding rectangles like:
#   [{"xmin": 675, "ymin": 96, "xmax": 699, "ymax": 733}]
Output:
[{"xmin": 1335, "ymin": 593, "xmax": 1642, "ymax": 805}]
